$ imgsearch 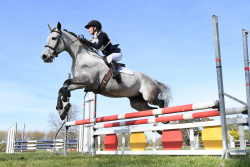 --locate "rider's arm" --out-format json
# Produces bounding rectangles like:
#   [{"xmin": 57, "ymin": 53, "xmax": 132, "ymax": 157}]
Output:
[{"xmin": 86, "ymin": 33, "xmax": 108, "ymax": 50}]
